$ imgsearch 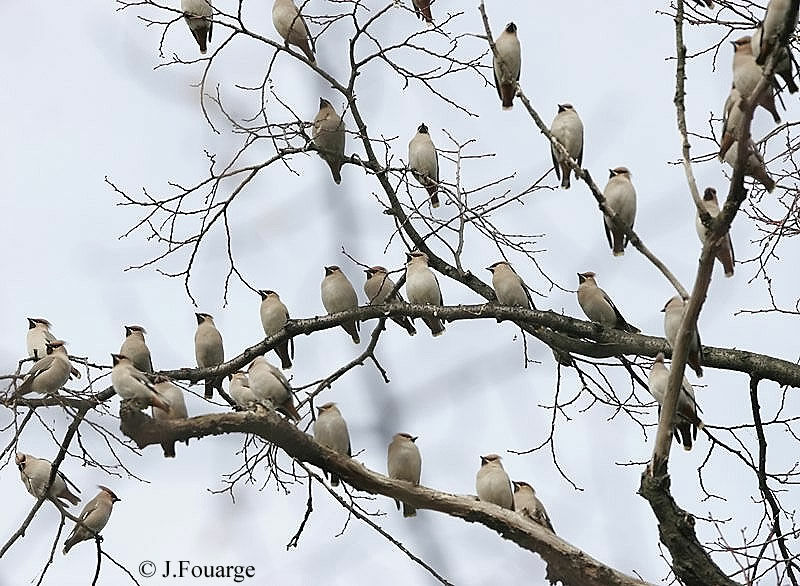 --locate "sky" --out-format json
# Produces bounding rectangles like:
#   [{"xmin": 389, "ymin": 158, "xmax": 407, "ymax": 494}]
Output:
[{"xmin": 1, "ymin": 1, "xmax": 799, "ymax": 585}]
